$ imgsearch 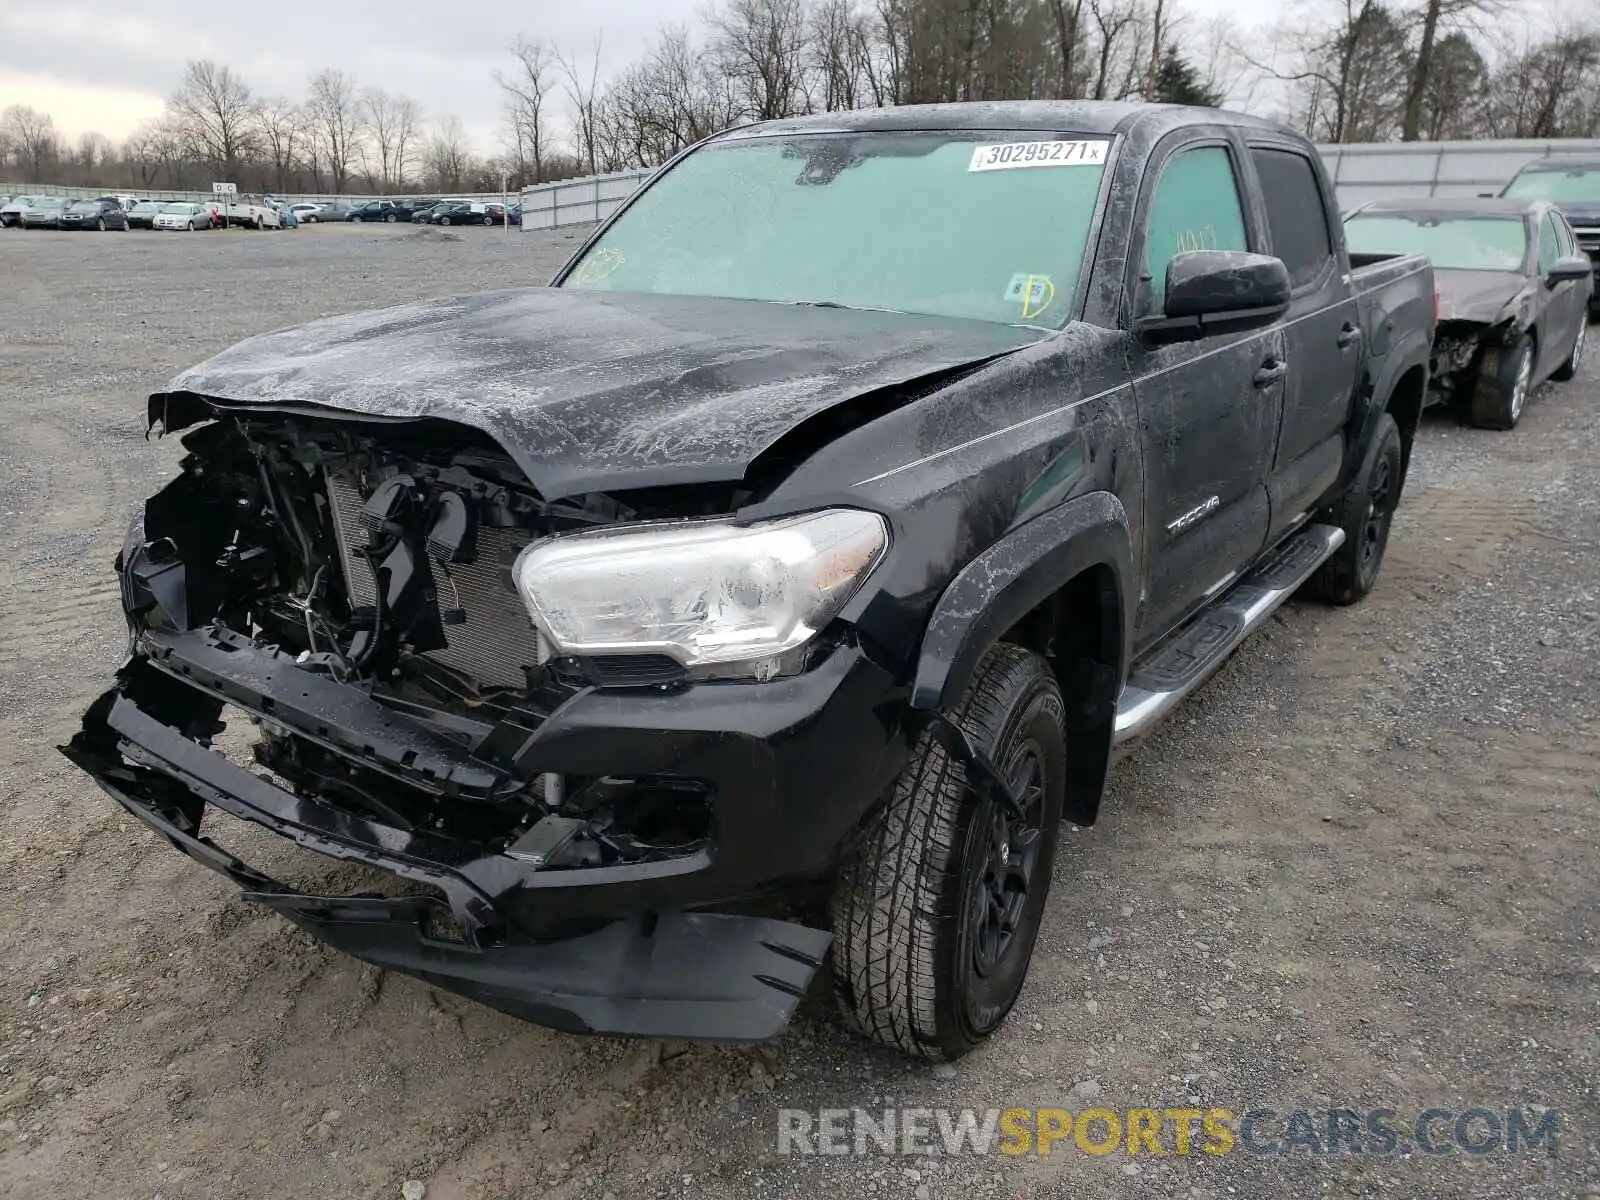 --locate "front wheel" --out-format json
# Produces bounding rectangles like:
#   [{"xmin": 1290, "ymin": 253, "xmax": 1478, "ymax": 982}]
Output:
[
  {"xmin": 830, "ymin": 643, "xmax": 1066, "ymax": 1061},
  {"xmin": 439, "ymin": 216, "xmax": 452, "ymax": 226},
  {"xmin": 1469, "ymin": 335, "xmax": 1534, "ymax": 430},
  {"xmin": 95, "ymin": 218, "xmax": 105, "ymax": 231},
  {"xmin": 483, "ymin": 215, "xmax": 494, "ymax": 226},
  {"xmin": 186, "ymin": 221, "xmax": 195, "ymax": 231},
  {"xmin": 1302, "ymin": 412, "xmax": 1403, "ymax": 605},
  {"xmin": 385, "ymin": 212, "xmax": 397, "ymax": 223}
]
